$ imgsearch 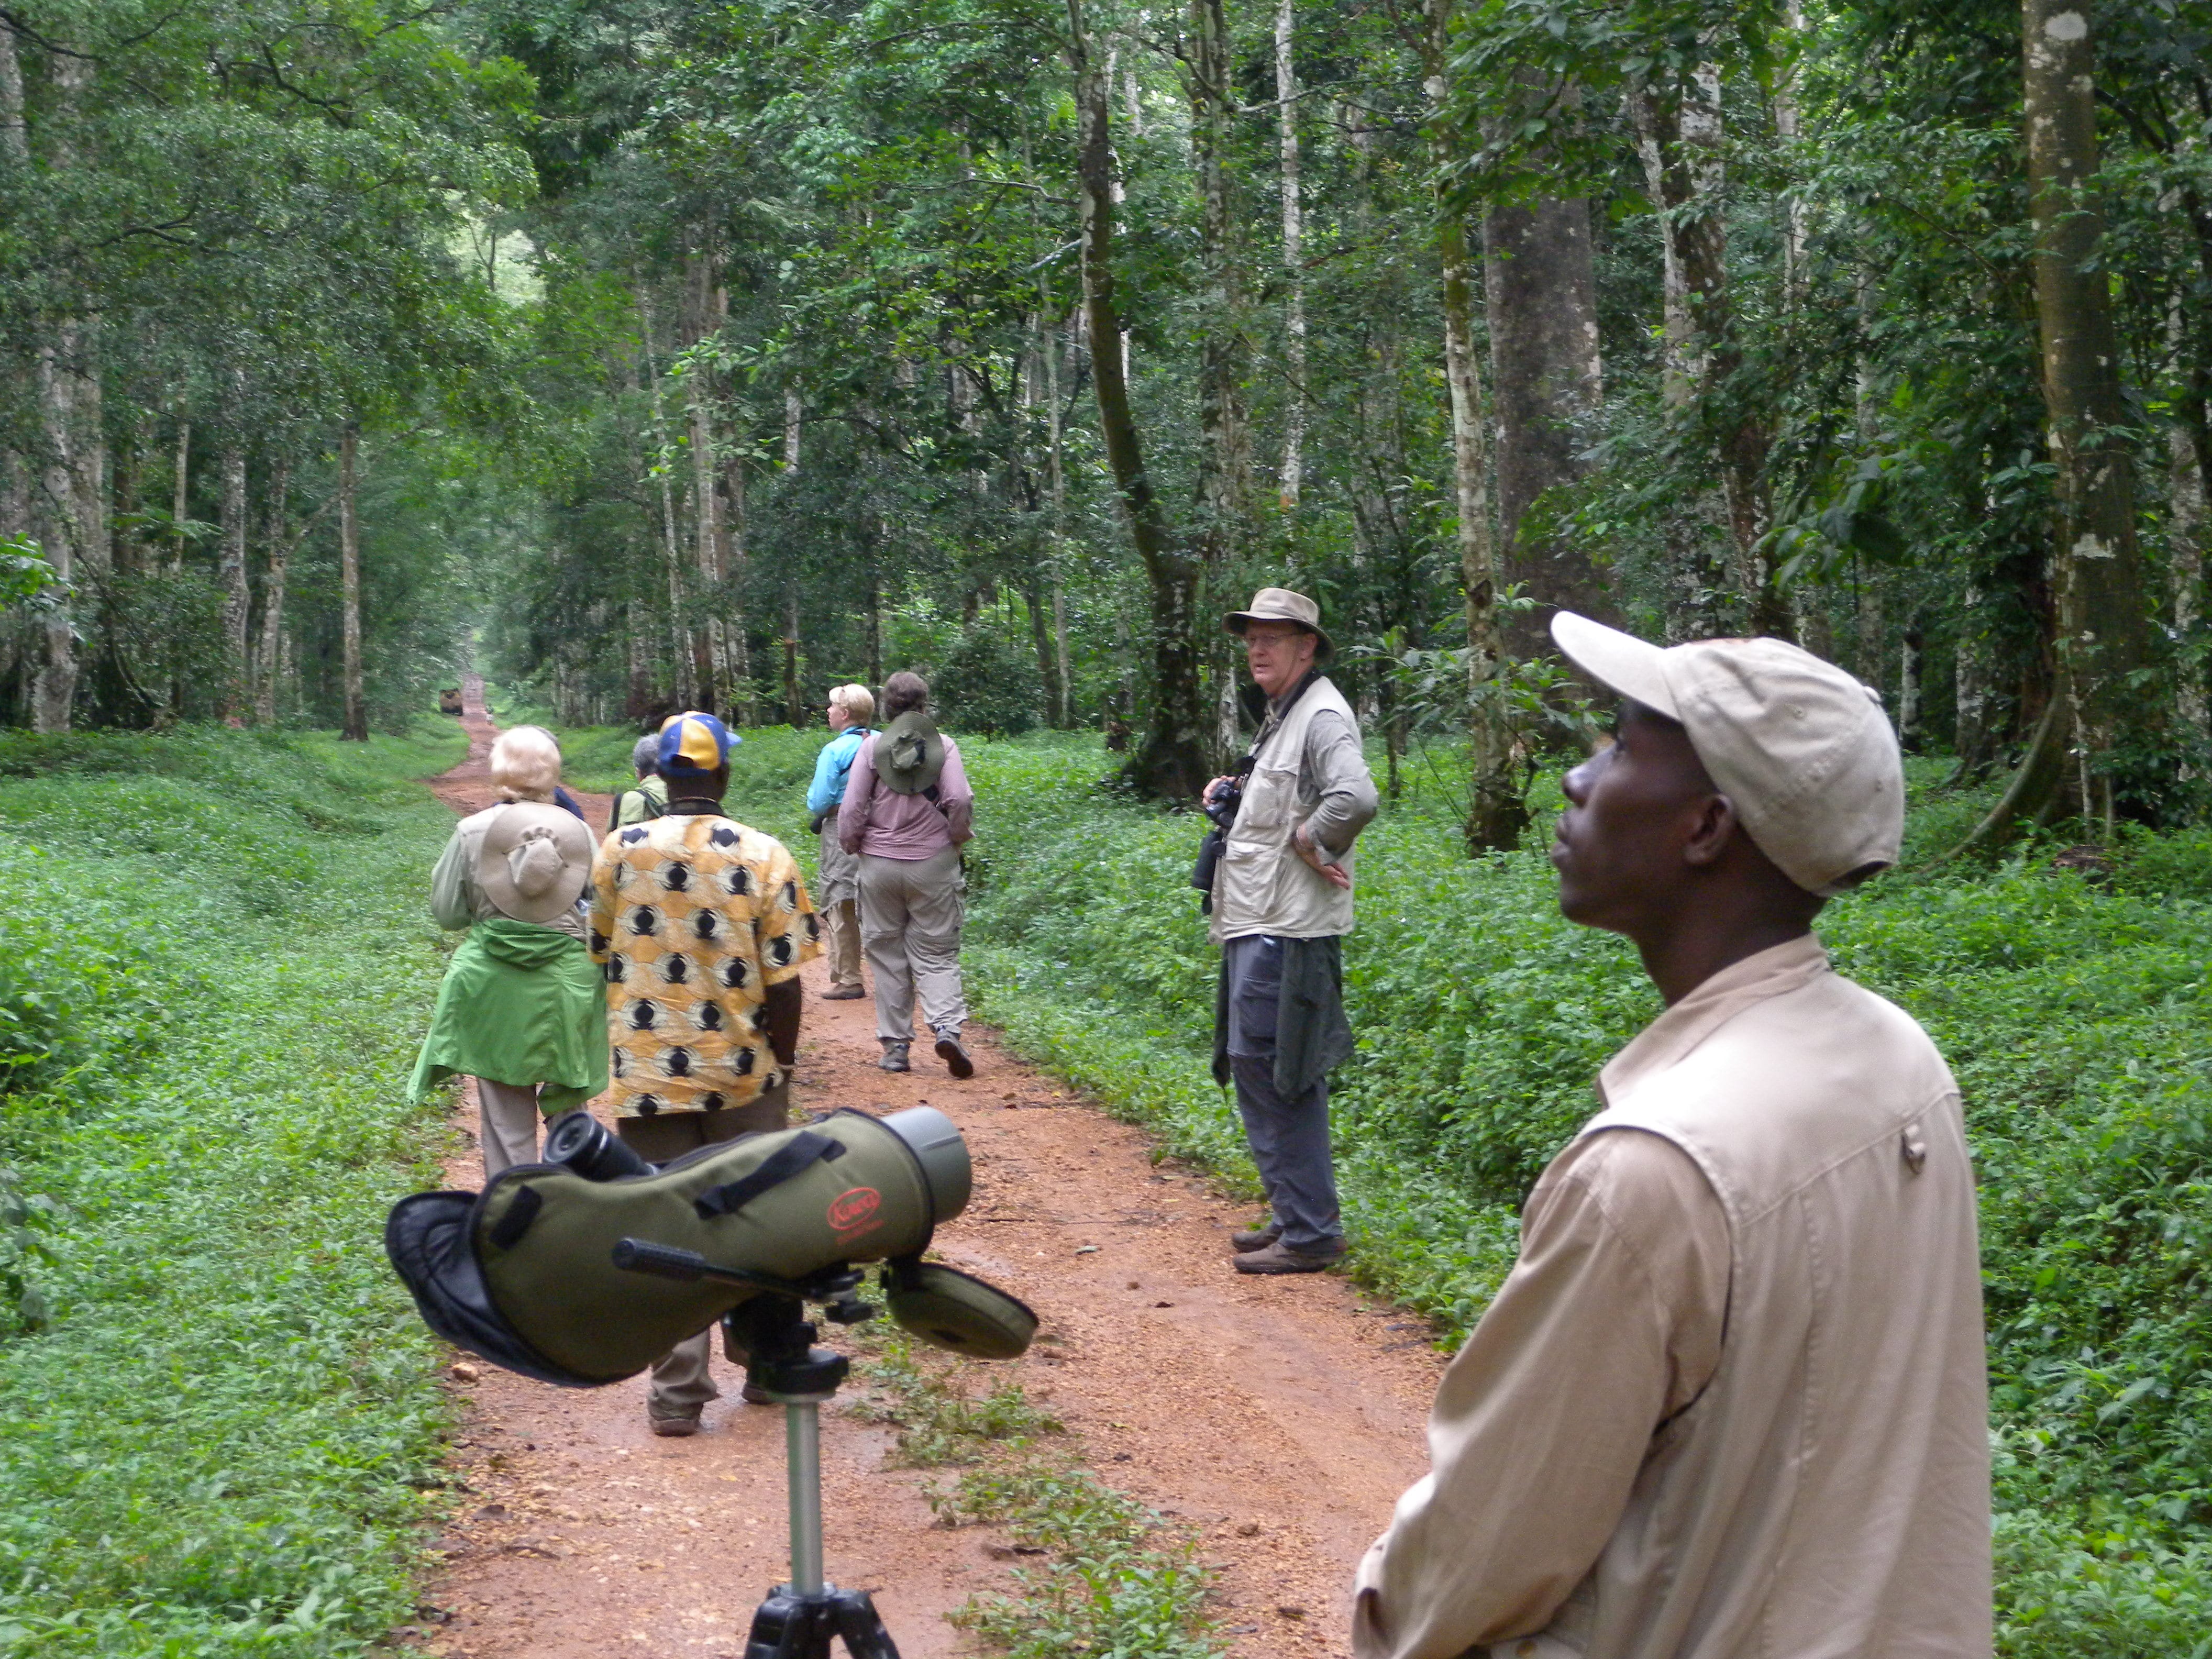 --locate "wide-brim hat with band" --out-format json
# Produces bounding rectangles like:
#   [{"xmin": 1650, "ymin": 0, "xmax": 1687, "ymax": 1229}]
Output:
[
  {"xmin": 1549, "ymin": 611, "xmax": 1904, "ymax": 897},
  {"xmin": 1224, "ymin": 587, "xmax": 1334, "ymax": 662},
  {"xmin": 876, "ymin": 710, "xmax": 947, "ymax": 797},
  {"xmin": 478, "ymin": 801, "xmax": 595, "ymax": 924},
  {"xmin": 658, "ymin": 709, "xmax": 740, "ymax": 778}
]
